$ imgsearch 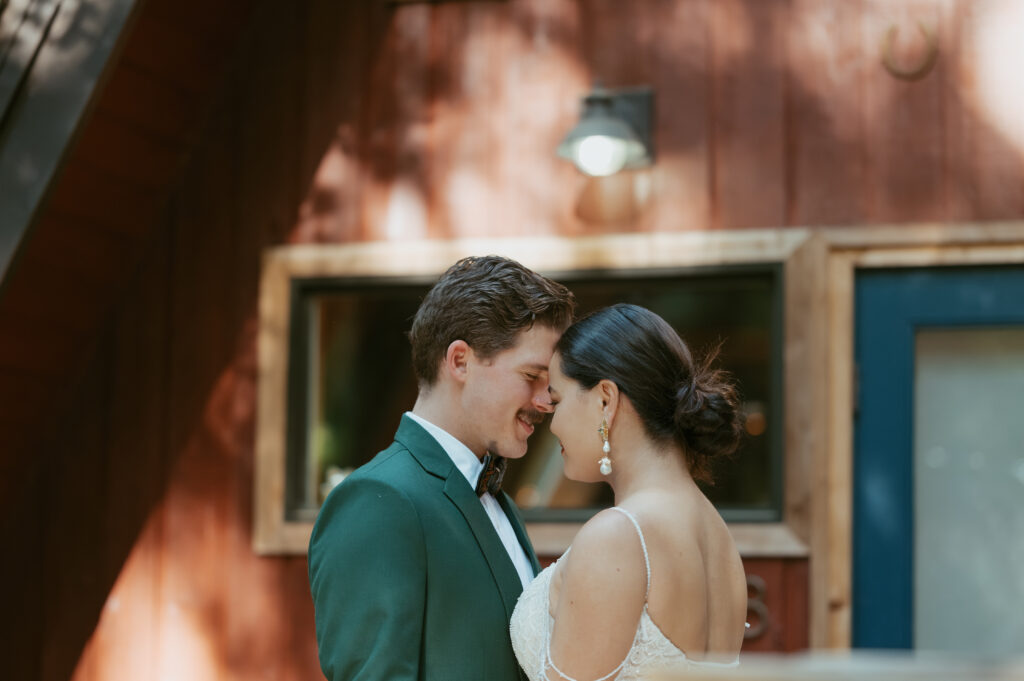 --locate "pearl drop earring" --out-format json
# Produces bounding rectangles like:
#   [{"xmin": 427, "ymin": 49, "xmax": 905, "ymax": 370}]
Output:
[{"xmin": 598, "ymin": 417, "xmax": 612, "ymax": 475}]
